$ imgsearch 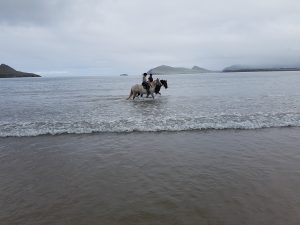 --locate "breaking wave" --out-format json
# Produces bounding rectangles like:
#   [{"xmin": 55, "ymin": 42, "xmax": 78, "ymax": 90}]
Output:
[{"xmin": 1, "ymin": 112, "xmax": 300, "ymax": 137}]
